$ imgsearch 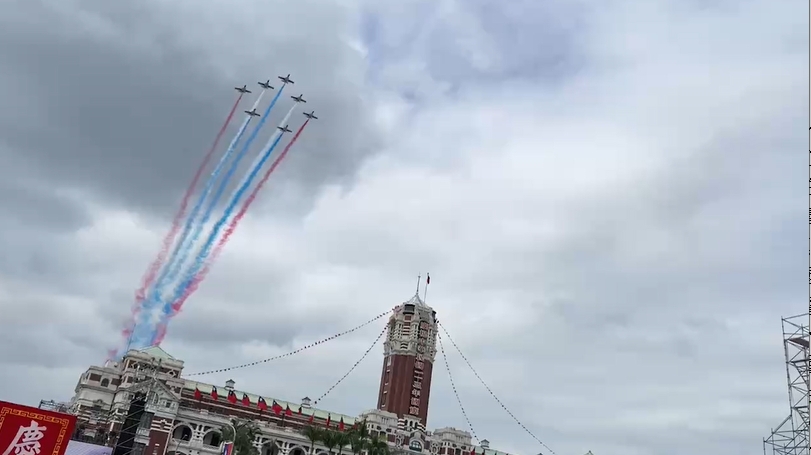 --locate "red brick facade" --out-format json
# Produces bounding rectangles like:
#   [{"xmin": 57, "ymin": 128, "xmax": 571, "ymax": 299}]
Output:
[{"xmin": 376, "ymin": 354, "xmax": 434, "ymax": 425}]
